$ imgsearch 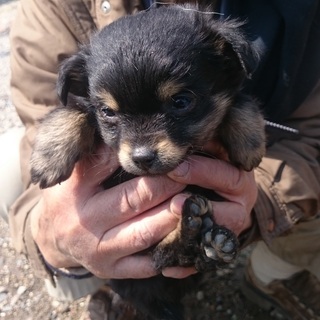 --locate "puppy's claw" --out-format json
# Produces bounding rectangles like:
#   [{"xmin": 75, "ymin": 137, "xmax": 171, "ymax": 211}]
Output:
[
  {"xmin": 187, "ymin": 216, "xmax": 202, "ymax": 231},
  {"xmin": 204, "ymin": 246, "xmax": 218, "ymax": 260}
]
